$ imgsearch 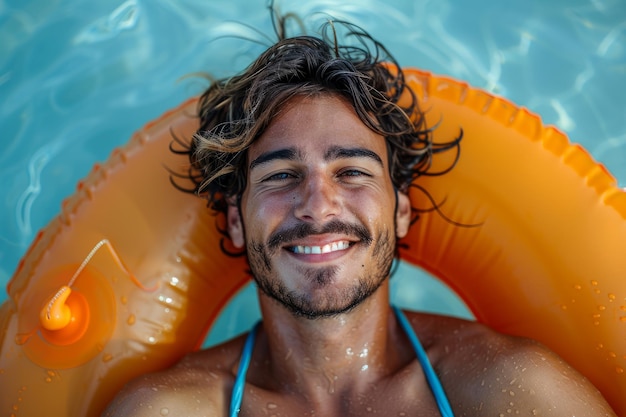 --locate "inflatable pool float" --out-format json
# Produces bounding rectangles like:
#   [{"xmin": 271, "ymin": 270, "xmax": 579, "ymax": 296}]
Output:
[{"xmin": 0, "ymin": 68, "xmax": 624, "ymax": 416}]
